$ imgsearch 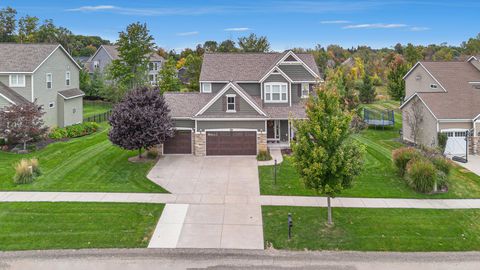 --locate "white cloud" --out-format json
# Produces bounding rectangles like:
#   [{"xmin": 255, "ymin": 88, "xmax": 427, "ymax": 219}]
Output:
[
  {"xmin": 343, "ymin": 23, "xmax": 407, "ymax": 29},
  {"xmin": 67, "ymin": 5, "xmax": 116, "ymax": 12},
  {"xmin": 224, "ymin": 27, "xmax": 250, "ymax": 32},
  {"xmin": 410, "ymin": 26, "xmax": 430, "ymax": 31},
  {"xmin": 320, "ymin": 20, "xmax": 350, "ymax": 24},
  {"xmin": 176, "ymin": 31, "xmax": 199, "ymax": 36}
]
